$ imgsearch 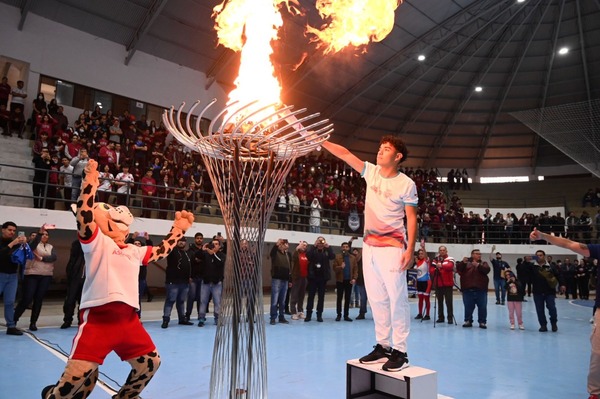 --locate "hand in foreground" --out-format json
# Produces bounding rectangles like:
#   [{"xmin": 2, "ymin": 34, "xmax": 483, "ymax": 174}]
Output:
[
  {"xmin": 529, "ymin": 228, "xmax": 543, "ymax": 242},
  {"xmin": 401, "ymin": 250, "xmax": 414, "ymax": 271}
]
